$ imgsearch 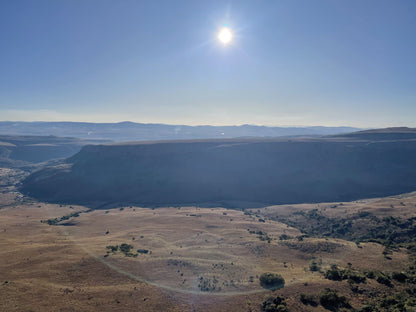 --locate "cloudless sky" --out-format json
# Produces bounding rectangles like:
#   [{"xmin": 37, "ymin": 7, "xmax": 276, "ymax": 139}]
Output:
[{"xmin": 0, "ymin": 0, "xmax": 415, "ymax": 127}]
